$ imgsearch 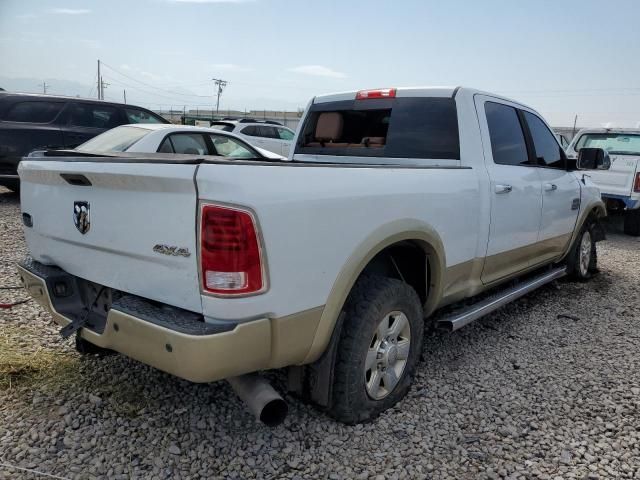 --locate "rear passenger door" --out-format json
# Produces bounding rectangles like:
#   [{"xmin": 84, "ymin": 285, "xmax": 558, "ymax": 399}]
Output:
[
  {"xmin": 475, "ymin": 96, "xmax": 543, "ymax": 284},
  {"xmin": 240, "ymin": 125, "xmax": 281, "ymax": 155},
  {"xmin": 62, "ymin": 102, "xmax": 122, "ymax": 148},
  {"xmin": 521, "ymin": 111, "xmax": 580, "ymax": 262}
]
